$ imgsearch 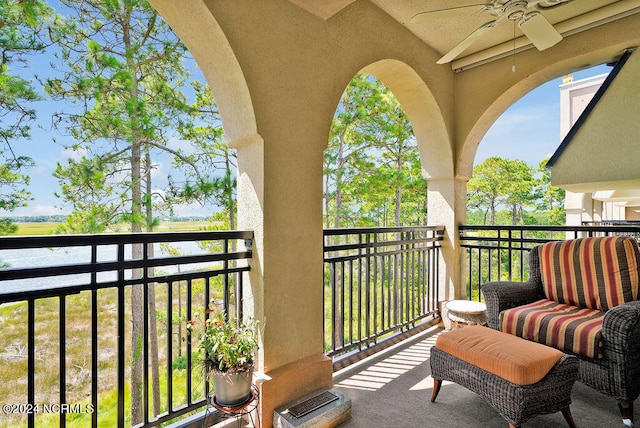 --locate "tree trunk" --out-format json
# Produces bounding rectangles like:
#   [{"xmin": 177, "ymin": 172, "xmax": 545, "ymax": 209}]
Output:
[
  {"xmin": 489, "ymin": 200, "xmax": 496, "ymax": 225},
  {"xmin": 125, "ymin": 16, "xmax": 146, "ymax": 418},
  {"xmin": 131, "ymin": 138, "xmax": 144, "ymax": 424},
  {"xmin": 146, "ymin": 148, "xmax": 161, "ymax": 417},
  {"xmin": 334, "ymin": 132, "xmax": 346, "ymax": 228}
]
